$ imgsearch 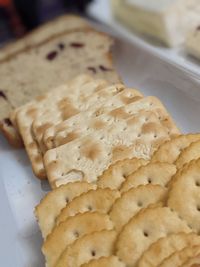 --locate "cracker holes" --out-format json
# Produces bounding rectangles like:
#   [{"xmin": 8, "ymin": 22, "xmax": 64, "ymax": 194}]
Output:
[
  {"xmin": 137, "ymin": 133, "xmax": 141, "ymax": 138},
  {"xmin": 149, "ymin": 102, "xmax": 153, "ymax": 106},
  {"xmin": 154, "ymin": 134, "xmax": 157, "ymax": 138},
  {"xmin": 73, "ymin": 231, "xmax": 79, "ymax": 238},
  {"xmin": 137, "ymin": 201, "xmax": 143, "ymax": 207},
  {"xmin": 123, "ymin": 127, "xmax": 127, "ymax": 131},
  {"xmin": 87, "ymin": 205, "xmax": 93, "ymax": 211},
  {"xmin": 91, "ymin": 250, "xmax": 96, "ymax": 257},
  {"xmin": 143, "ymin": 231, "xmax": 149, "ymax": 237},
  {"xmin": 145, "ymin": 117, "xmax": 149, "ymax": 122},
  {"xmin": 197, "ymin": 205, "xmax": 200, "ymax": 212},
  {"xmin": 65, "ymin": 197, "xmax": 69, "ymax": 203},
  {"xmin": 195, "ymin": 181, "xmax": 200, "ymax": 187},
  {"xmin": 77, "ymin": 157, "xmax": 81, "ymax": 161},
  {"xmin": 122, "ymin": 174, "xmax": 127, "ymax": 178},
  {"xmin": 100, "ymin": 136, "xmax": 104, "ymax": 140},
  {"xmin": 148, "ymin": 178, "xmax": 152, "ymax": 184}
]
